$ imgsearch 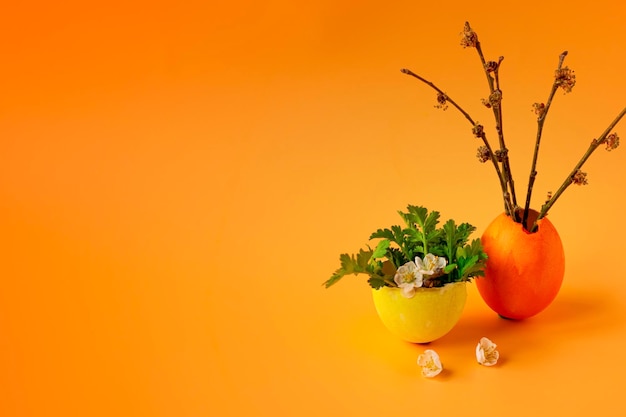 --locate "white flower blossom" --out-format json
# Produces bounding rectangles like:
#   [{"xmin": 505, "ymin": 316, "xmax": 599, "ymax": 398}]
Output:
[
  {"xmin": 476, "ymin": 337, "xmax": 499, "ymax": 366},
  {"xmin": 417, "ymin": 349, "xmax": 443, "ymax": 377},
  {"xmin": 394, "ymin": 261, "xmax": 423, "ymax": 298},
  {"xmin": 416, "ymin": 253, "xmax": 447, "ymax": 276}
]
